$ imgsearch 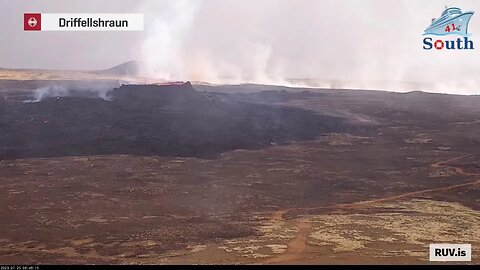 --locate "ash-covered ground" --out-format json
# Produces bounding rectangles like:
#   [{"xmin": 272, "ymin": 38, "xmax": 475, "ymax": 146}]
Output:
[
  {"xmin": 0, "ymin": 80, "xmax": 479, "ymax": 264},
  {"xmin": 0, "ymin": 82, "xmax": 356, "ymax": 160}
]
